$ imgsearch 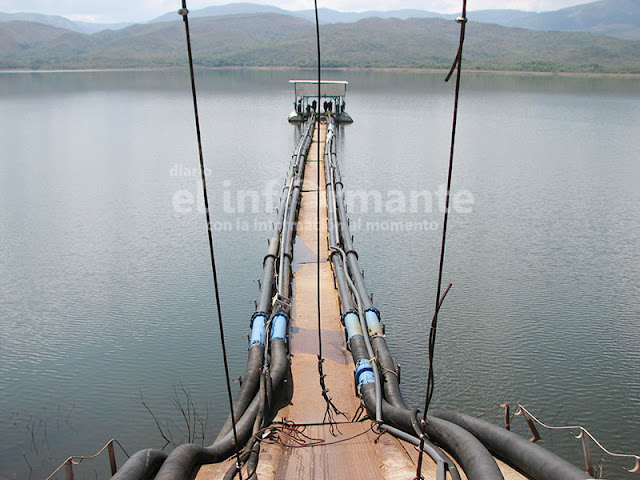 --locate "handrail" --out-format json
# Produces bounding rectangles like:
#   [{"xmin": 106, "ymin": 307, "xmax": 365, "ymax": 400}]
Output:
[
  {"xmin": 45, "ymin": 439, "xmax": 129, "ymax": 480},
  {"xmin": 513, "ymin": 404, "xmax": 640, "ymax": 475}
]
